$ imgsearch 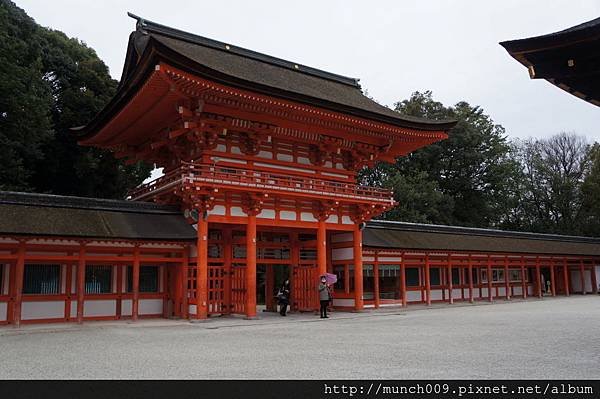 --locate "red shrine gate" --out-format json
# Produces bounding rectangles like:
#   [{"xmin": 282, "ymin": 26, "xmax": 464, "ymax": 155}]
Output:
[{"xmin": 75, "ymin": 15, "xmax": 453, "ymax": 319}]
